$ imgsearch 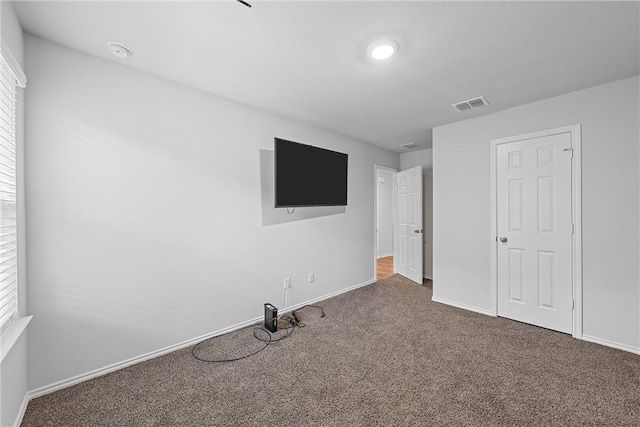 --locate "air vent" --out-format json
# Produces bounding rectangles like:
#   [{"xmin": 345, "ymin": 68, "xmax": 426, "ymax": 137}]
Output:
[
  {"xmin": 452, "ymin": 96, "xmax": 489, "ymax": 112},
  {"xmin": 401, "ymin": 142, "xmax": 422, "ymax": 149}
]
